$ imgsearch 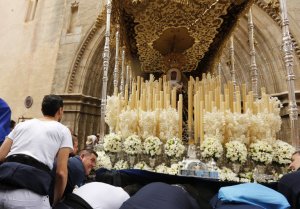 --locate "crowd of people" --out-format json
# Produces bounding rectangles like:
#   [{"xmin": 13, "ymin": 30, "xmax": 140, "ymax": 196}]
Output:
[{"xmin": 0, "ymin": 94, "xmax": 299, "ymax": 209}]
